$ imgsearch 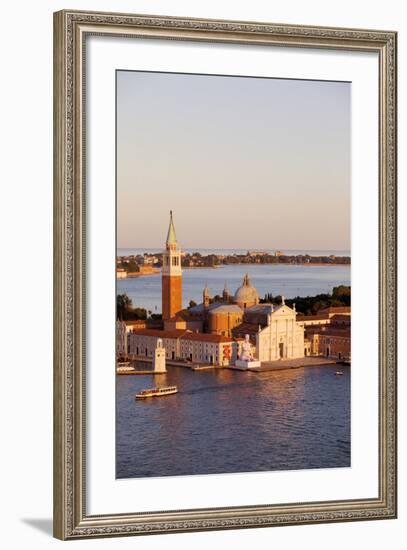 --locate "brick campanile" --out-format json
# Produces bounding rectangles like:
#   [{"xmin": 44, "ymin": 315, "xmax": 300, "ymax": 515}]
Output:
[{"xmin": 162, "ymin": 211, "xmax": 182, "ymax": 320}]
